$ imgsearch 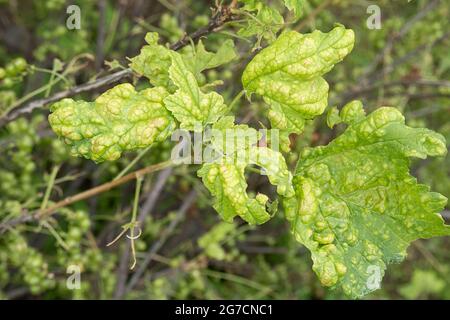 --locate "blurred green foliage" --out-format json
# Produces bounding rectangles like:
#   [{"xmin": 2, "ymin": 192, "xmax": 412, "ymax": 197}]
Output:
[{"xmin": 0, "ymin": 0, "xmax": 448, "ymax": 300}]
